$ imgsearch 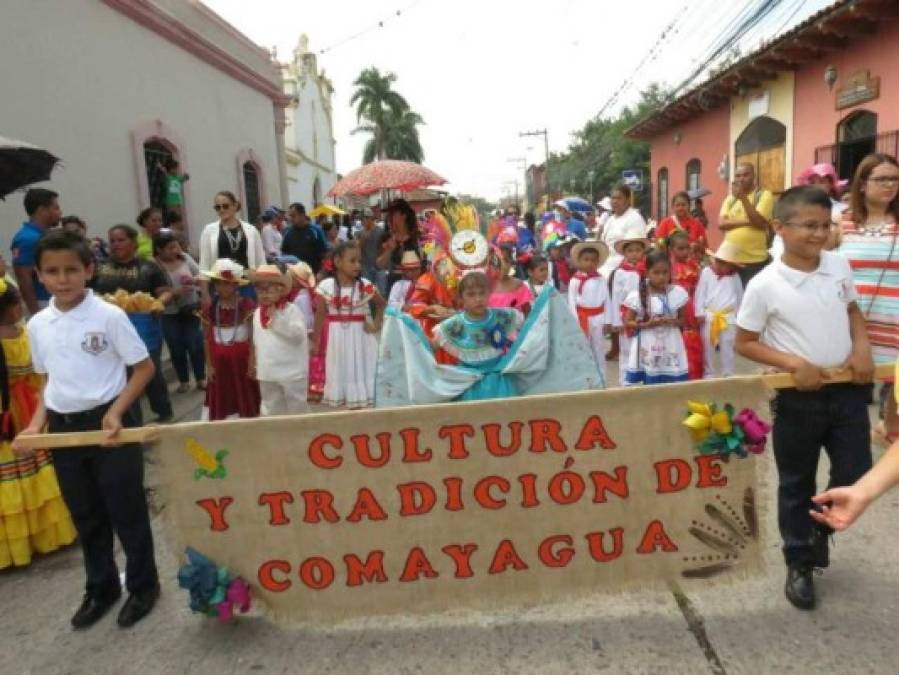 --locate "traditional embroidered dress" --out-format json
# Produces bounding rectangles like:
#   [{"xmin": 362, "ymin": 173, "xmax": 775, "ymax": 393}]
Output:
[
  {"xmin": 201, "ymin": 297, "xmax": 260, "ymax": 420},
  {"xmin": 0, "ymin": 329, "xmax": 77, "ymax": 568},
  {"xmin": 609, "ymin": 262, "xmax": 641, "ymax": 386},
  {"xmin": 623, "ymin": 285, "xmax": 690, "ymax": 385},
  {"xmin": 407, "ymin": 271, "xmax": 458, "ymax": 364},
  {"xmin": 694, "ymin": 266, "xmax": 743, "ymax": 378},
  {"xmin": 489, "ymin": 282, "xmax": 534, "ymax": 314},
  {"xmin": 568, "ymin": 271, "xmax": 610, "ymax": 373},
  {"xmin": 316, "ymin": 277, "xmax": 379, "ymax": 408},
  {"xmin": 671, "ymin": 259, "xmax": 703, "ymax": 380}
]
